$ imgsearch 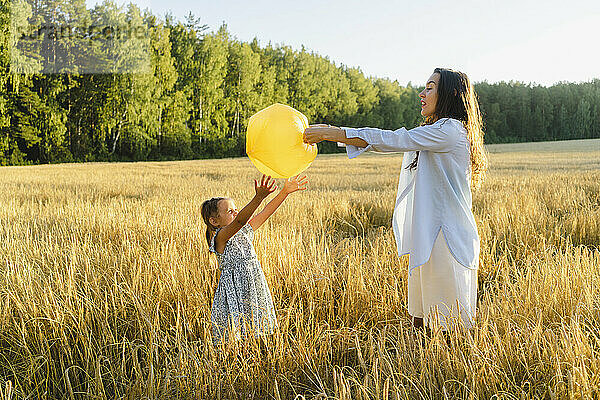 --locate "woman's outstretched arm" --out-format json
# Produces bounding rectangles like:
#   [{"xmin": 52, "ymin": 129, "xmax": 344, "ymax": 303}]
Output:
[
  {"xmin": 304, "ymin": 121, "xmax": 459, "ymax": 154},
  {"xmin": 303, "ymin": 124, "xmax": 368, "ymax": 147}
]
